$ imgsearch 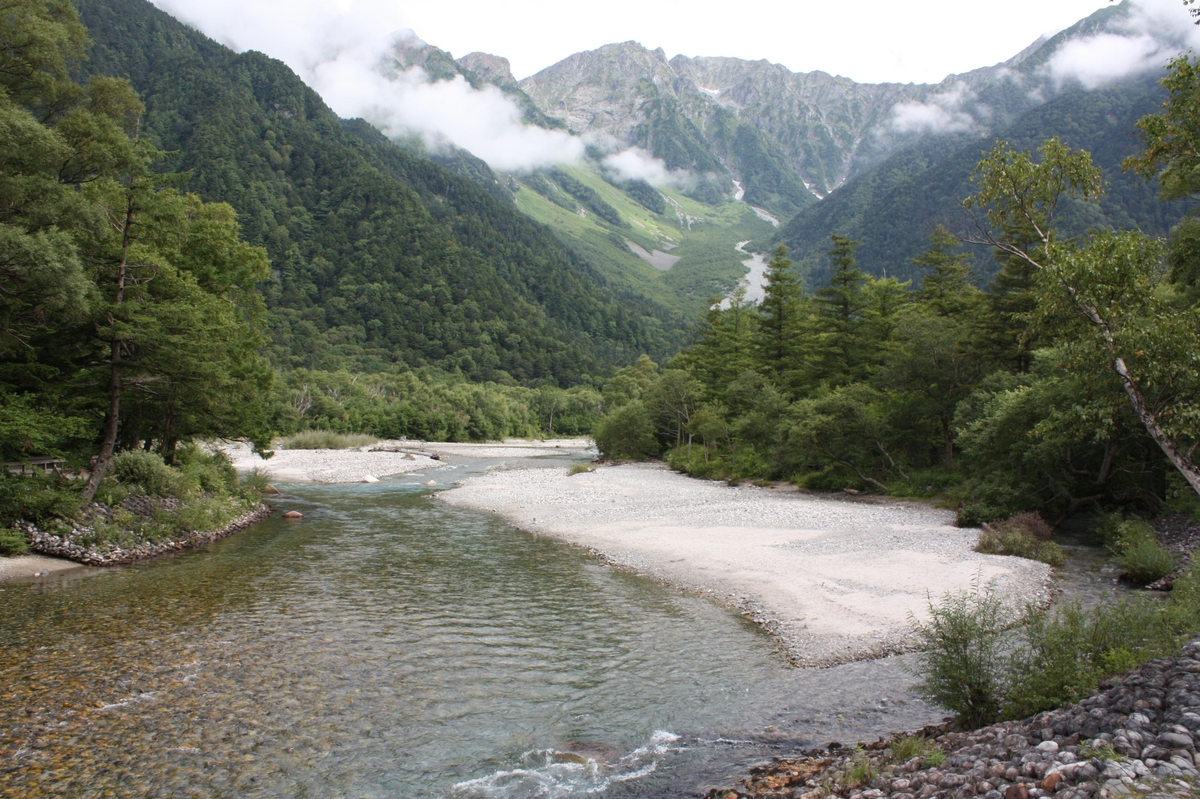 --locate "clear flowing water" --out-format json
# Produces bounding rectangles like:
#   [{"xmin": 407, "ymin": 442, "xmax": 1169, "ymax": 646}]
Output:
[{"xmin": 0, "ymin": 465, "xmax": 946, "ymax": 799}]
